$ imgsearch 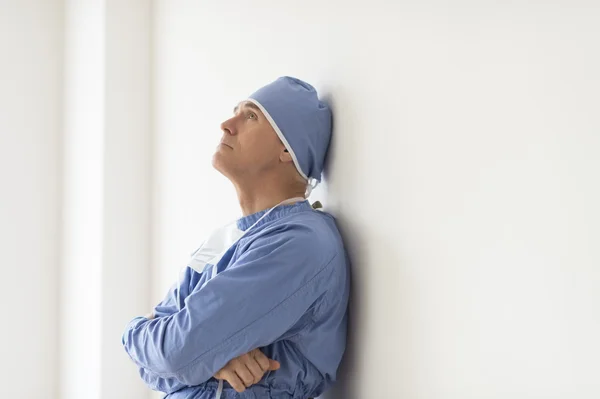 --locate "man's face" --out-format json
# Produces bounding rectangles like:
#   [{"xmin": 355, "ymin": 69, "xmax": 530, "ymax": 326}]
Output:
[{"xmin": 212, "ymin": 101, "xmax": 285, "ymax": 181}]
